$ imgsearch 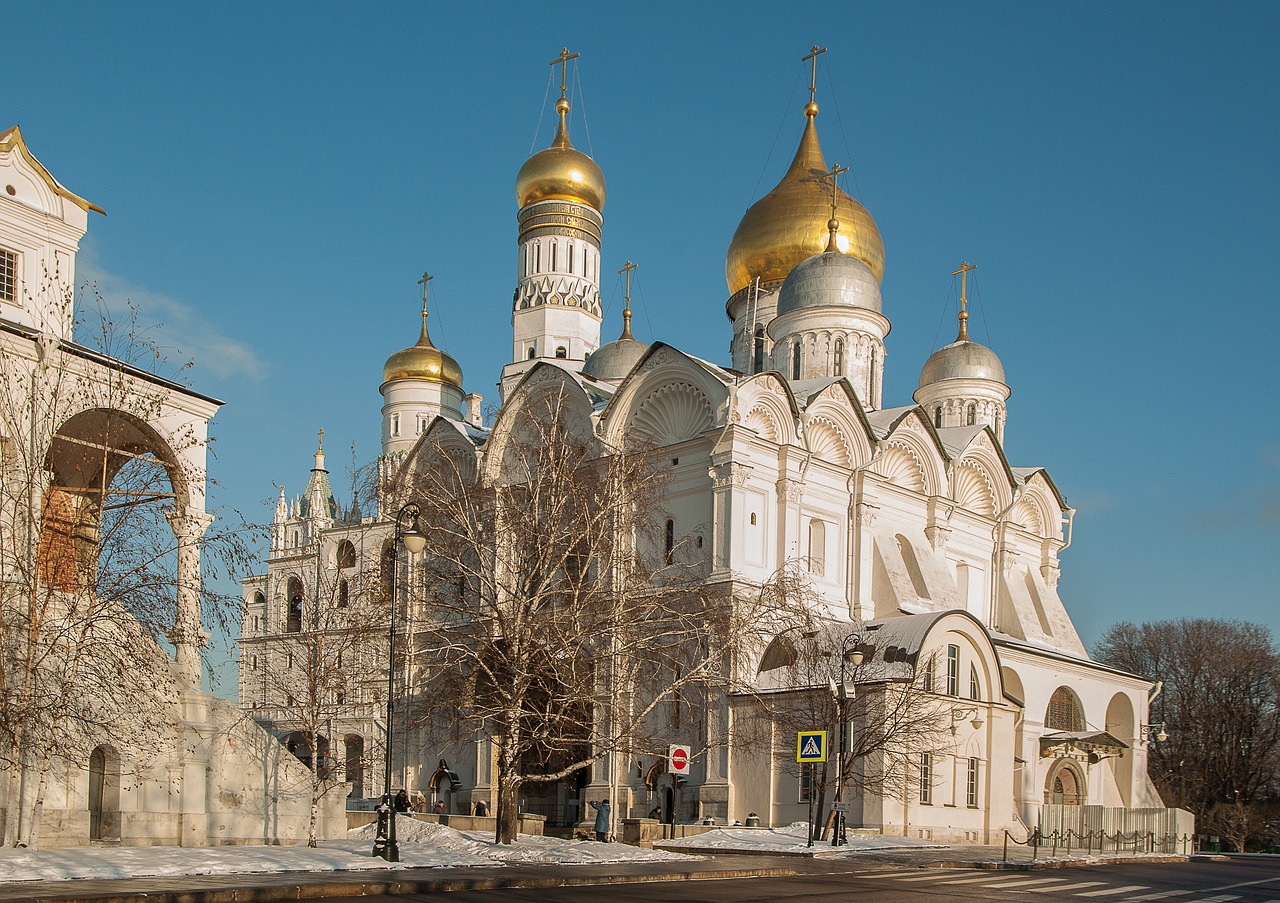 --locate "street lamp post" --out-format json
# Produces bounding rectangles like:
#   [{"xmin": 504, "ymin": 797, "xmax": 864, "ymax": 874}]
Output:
[
  {"xmin": 372, "ymin": 503, "xmax": 426, "ymax": 862},
  {"xmin": 831, "ymin": 631, "xmax": 864, "ymax": 848}
]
